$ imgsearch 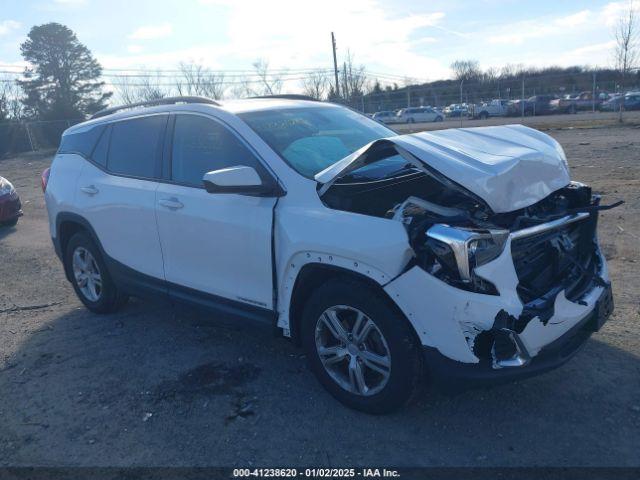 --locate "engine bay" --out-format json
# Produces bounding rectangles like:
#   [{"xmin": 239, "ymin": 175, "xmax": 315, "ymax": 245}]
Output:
[{"xmin": 320, "ymin": 148, "xmax": 619, "ymax": 302}]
